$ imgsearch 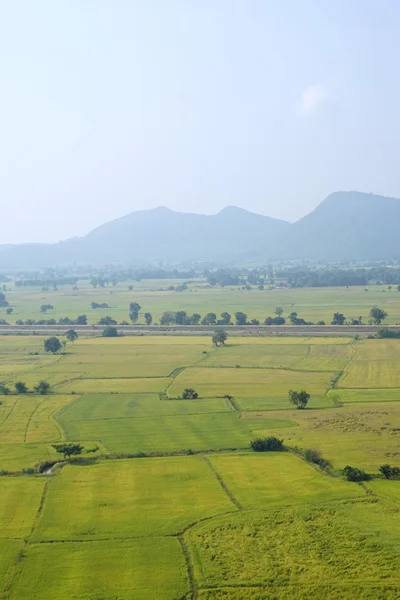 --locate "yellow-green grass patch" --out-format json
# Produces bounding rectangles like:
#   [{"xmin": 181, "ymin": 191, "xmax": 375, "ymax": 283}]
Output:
[
  {"xmin": 0, "ymin": 540, "xmax": 24, "ymax": 597},
  {"xmin": 353, "ymin": 339, "xmax": 400, "ymax": 360},
  {"xmin": 33, "ymin": 457, "xmax": 235, "ymax": 541},
  {"xmin": 57, "ymin": 393, "xmax": 231, "ymax": 421},
  {"xmin": 366, "ymin": 480, "xmax": 400, "ymax": 502},
  {"xmin": 25, "ymin": 395, "xmax": 75, "ymax": 442},
  {"xmin": 201, "ymin": 344, "xmax": 308, "ymax": 369},
  {"xmin": 169, "ymin": 367, "xmax": 332, "ymax": 398},
  {"xmin": 197, "ymin": 585, "xmax": 400, "ymax": 599},
  {"xmin": 295, "ymin": 343, "xmax": 353, "ymax": 371},
  {"xmin": 186, "ymin": 500, "xmax": 400, "ymax": 591},
  {"xmin": 61, "ymin": 412, "xmax": 295, "ymax": 454},
  {"xmin": 340, "ymin": 360, "xmax": 400, "ymax": 388},
  {"xmin": 0, "ymin": 397, "xmax": 43, "ymax": 443},
  {"xmin": 62, "ymin": 338, "xmax": 210, "ymax": 377},
  {"xmin": 0, "ymin": 477, "xmax": 45, "ymax": 538},
  {"xmin": 236, "ymin": 395, "xmax": 333, "ymax": 411},
  {"xmin": 328, "ymin": 388, "xmax": 400, "ymax": 403},
  {"xmin": 266, "ymin": 402, "xmax": 400, "ymax": 471},
  {"xmin": 208, "ymin": 453, "xmax": 364, "ymax": 507},
  {"xmin": 57, "ymin": 377, "xmax": 171, "ymax": 394},
  {"xmin": 8, "ymin": 538, "xmax": 189, "ymax": 600}
]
